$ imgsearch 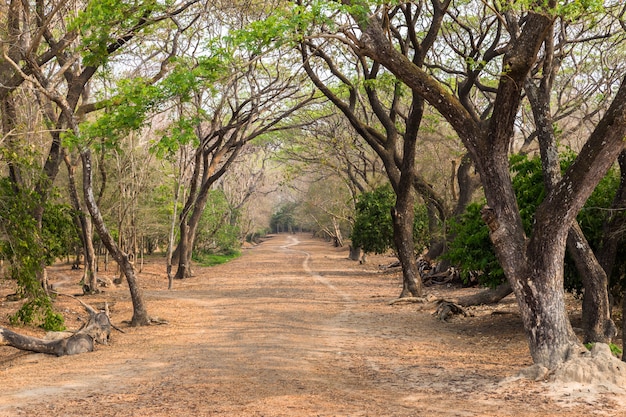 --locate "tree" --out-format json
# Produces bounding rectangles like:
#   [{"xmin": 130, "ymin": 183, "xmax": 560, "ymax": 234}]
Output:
[
  {"xmin": 162, "ymin": 46, "xmax": 315, "ymax": 279},
  {"xmin": 270, "ymin": 202, "xmax": 299, "ymax": 233},
  {"xmin": 291, "ymin": 2, "xmax": 456, "ymax": 297},
  {"xmin": 343, "ymin": 1, "xmax": 626, "ymax": 368},
  {"xmin": 1, "ymin": 0, "xmax": 202, "ymax": 325}
]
